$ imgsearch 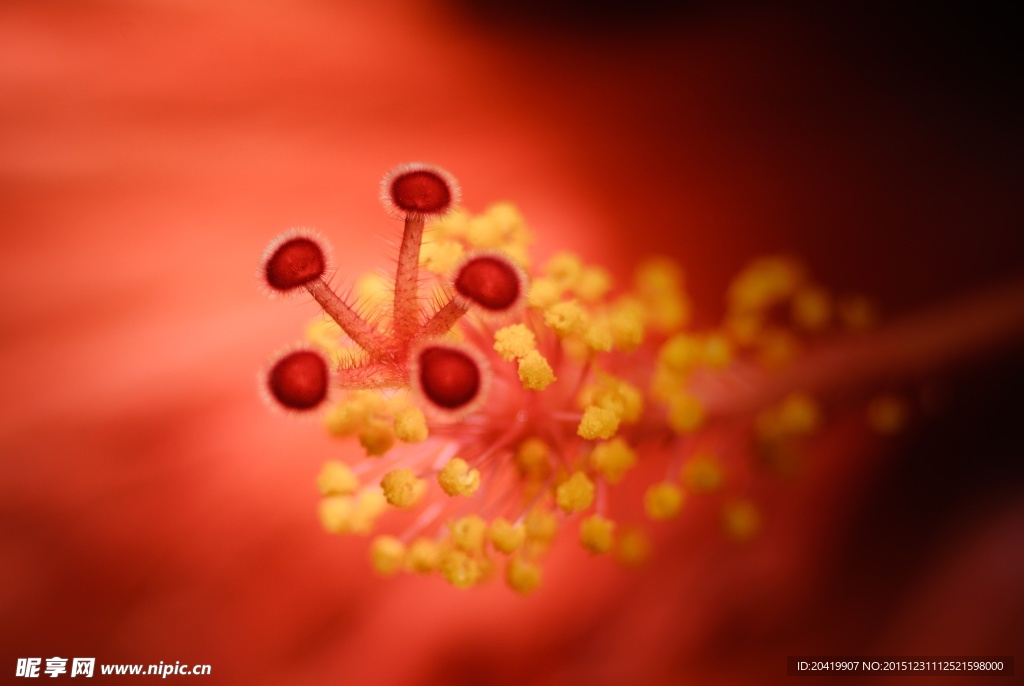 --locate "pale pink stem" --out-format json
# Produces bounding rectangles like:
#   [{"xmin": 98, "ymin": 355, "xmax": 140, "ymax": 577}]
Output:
[
  {"xmin": 305, "ymin": 278, "xmax": 390, "ymax": 358},
  {"xmin": 420, "ymin": 299, "xmax": 468, "ymax": 338},
  {"xmin": 706, "ymin": 277, "xmax": 1024, "ymax": 416},
  {"xmin": 393, "ymin": 215, "xmax": 425, "ymax": 341}
]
